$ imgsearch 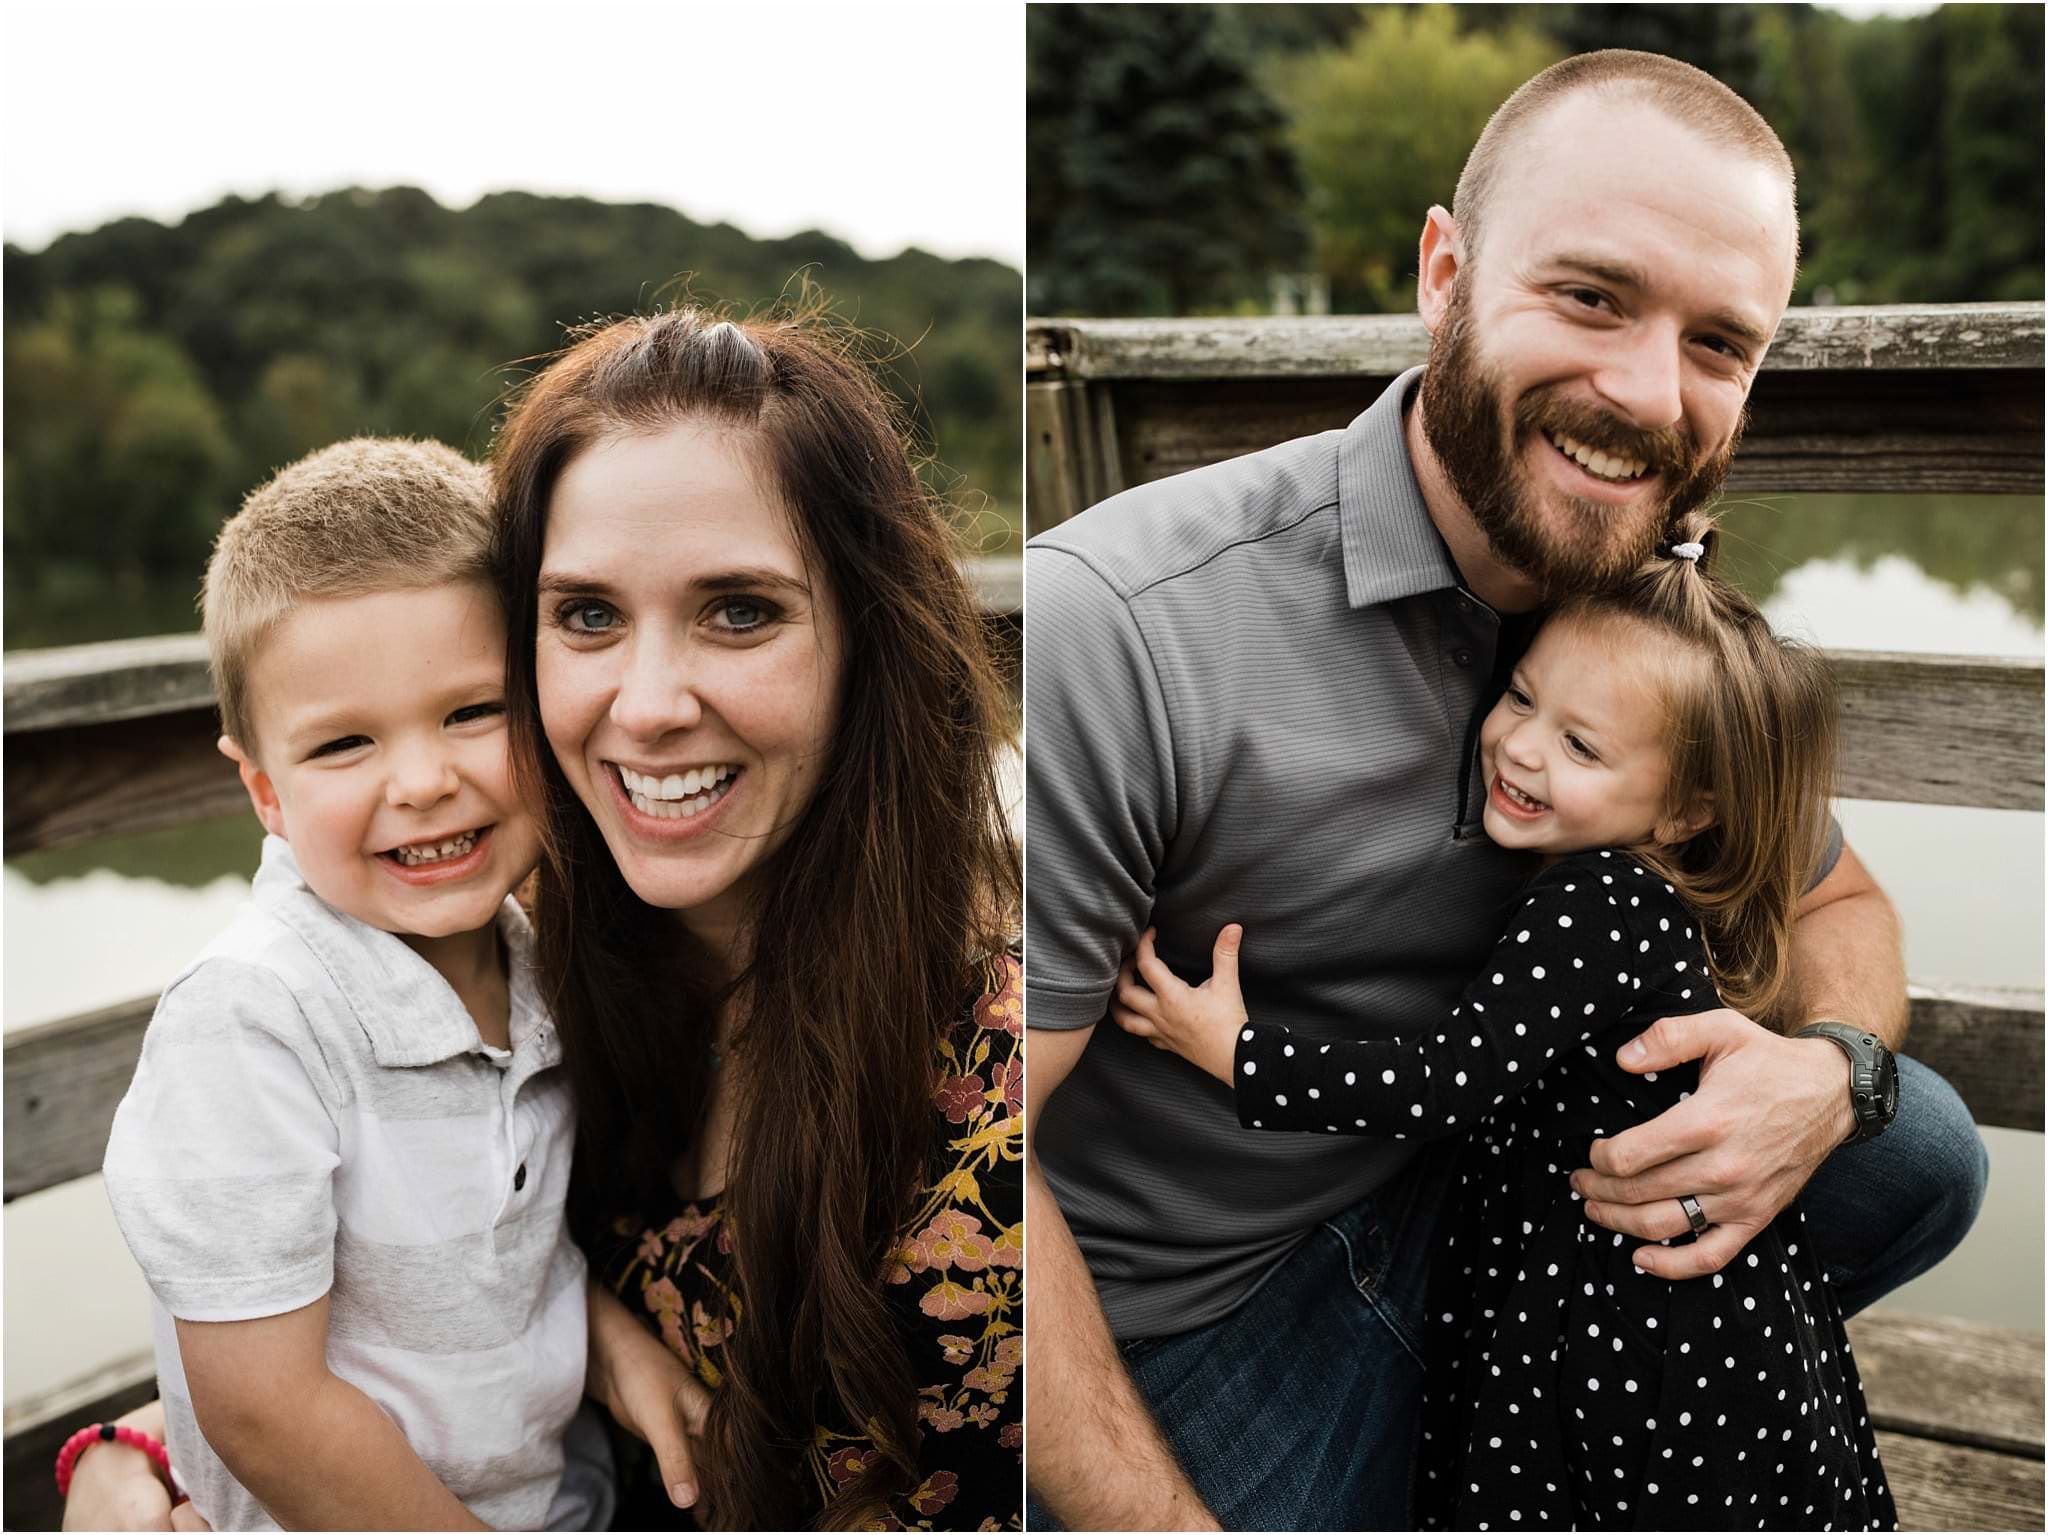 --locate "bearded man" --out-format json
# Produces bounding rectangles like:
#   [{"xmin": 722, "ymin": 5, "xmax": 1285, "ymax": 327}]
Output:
[{"xmin": 1024, "ymin": 50, "xmax": 1987, "ymax": 1531}]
